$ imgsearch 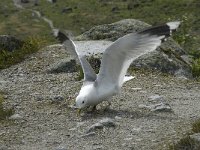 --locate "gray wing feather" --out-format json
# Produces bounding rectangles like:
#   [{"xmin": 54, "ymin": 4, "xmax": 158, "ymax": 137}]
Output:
[
  {"xmin": 96, "ymin": 21, "xmax": 180, "ymax": 88},
  {"xmin": 62, "ymin": 36, "xmax": 97, "ymax": 82}
]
